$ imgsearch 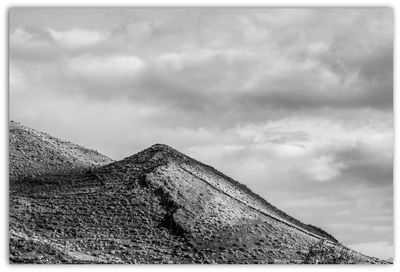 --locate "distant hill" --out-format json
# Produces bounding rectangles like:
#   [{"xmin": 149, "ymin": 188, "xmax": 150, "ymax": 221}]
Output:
[
  {"xmin": 9, "ymin": 121, "xmax": 387, "ymax": 264},
  {"xmin": 9, "ymin": 120, "xmax": 113, "ymax": 180}
]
